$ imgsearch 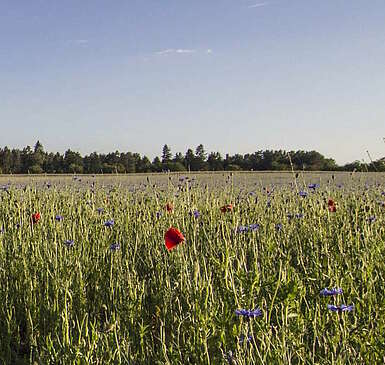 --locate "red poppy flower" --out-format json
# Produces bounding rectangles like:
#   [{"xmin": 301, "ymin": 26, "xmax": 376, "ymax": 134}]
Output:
[
  {"xmin": 165, "ymin": 203, "xmax": 173, "ymax": 212},
  {"xmin": 164, "ymin": 227, "xmax": 185, "ymax": 251},
  {"xmin": 328, "ymin": 199, "xmax": 336, "ymax": 212},
  {"xmin": 31, "ymin": 212, "xmax": 41, "ymax": 224},
  {"xmin": 220, "ymin": 204, "xmax": 233, "ymax": 213}
]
